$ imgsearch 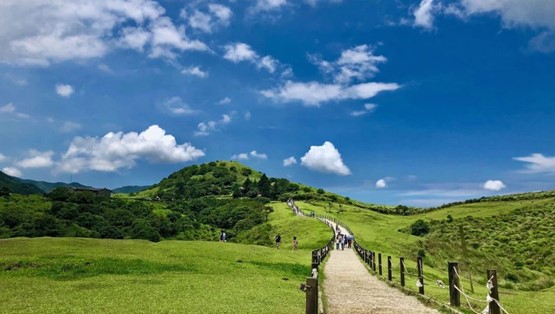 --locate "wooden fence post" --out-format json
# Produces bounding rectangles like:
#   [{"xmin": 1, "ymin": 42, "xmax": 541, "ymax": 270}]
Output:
[
  {"xmin": 400, "ymin": 257, "xmax": 405, "ymax": 287},
  {"xmin": 487, "ymin": 270, "xmax": 500, "ymax": 314},
  {"xmin": 305, "ymin": 277, "xmax": 318, "ymax": 314},
  {"xmin": 448, "ymin": 262, "xmax": 460, "ymax": 307},
  {"xmin": 378, "ymin": 253, "xmax": 382, "ymax": 276},
  {"xmin": 372, "ymin": 252, "xmax": 376, "ymax": 272},
  {"xmin": 311, "ymin": 250, "xmax": 319, "ymax": 270},
  {"xmin": 417, "ymin": 256, "xmax": 424, "ymax": 295},
  {"xmin": 387, "ymin": 256, "xmax": 392, "ymax": 281}
]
